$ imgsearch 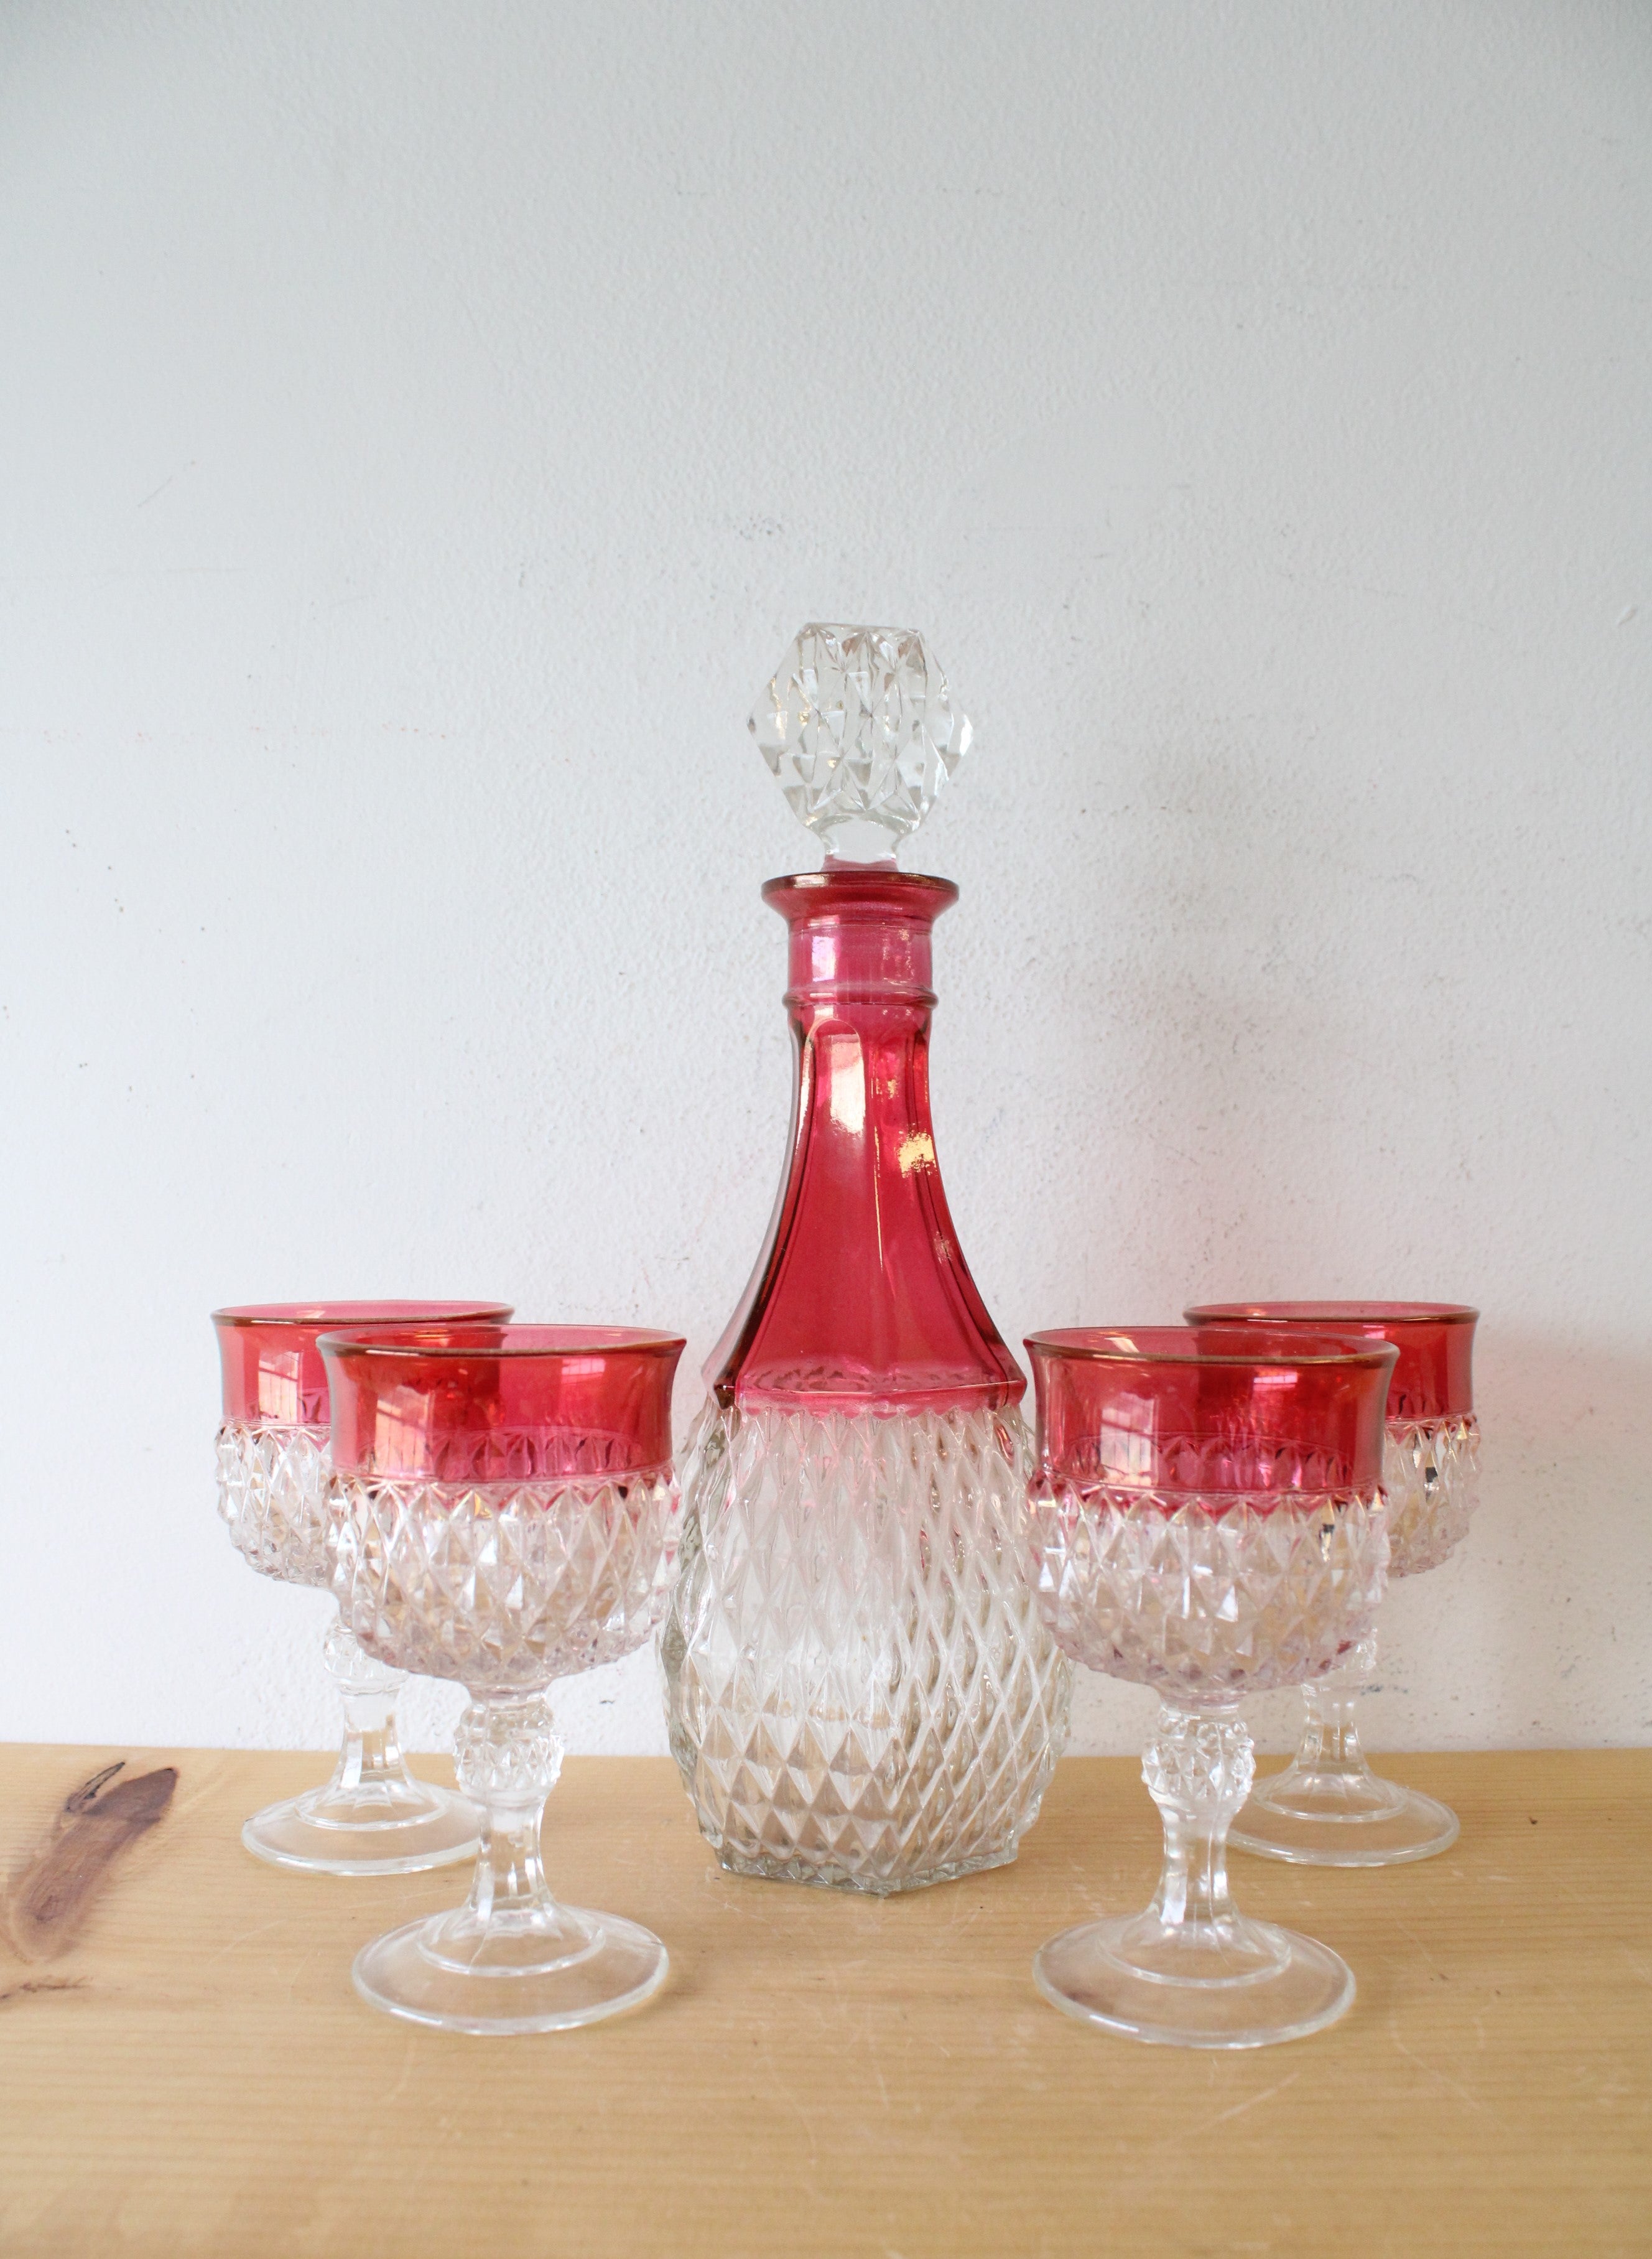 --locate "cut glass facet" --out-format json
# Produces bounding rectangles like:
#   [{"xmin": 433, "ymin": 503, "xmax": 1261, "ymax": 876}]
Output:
[
  {"xmin": 1022, "ymin": 1483, "xmax": 1391, "ymax": 1702},
  {"xmin": 216, "ymin": 1419, "xmax": 332, "ymax": 1588},
  {"xmin": 749, "ymin": 623, "xmax": 972, "ymax": 863},
  {"xmin": 330, "ymin": 1470, "xmax": 680, "ymax": 1692},
  {"xmin": 1382, "ymin": 1414, "xmax": 1480, "ymax": 1577},
  {"xmin": 664, "ymin": 1400, "xmax": 1070, "ymax": 1893}
]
